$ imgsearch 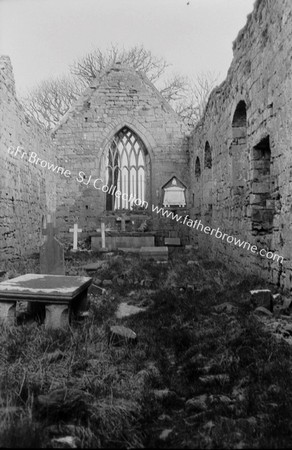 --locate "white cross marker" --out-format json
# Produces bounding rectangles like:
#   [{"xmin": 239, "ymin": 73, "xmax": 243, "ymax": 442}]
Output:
[
  {"xmin": 69, "ymin": 223, "xmax": 82, "ymax": 251},
  {"xmin": 101, "ymin": 222, "xmax": 106, "ymax": 249}
]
